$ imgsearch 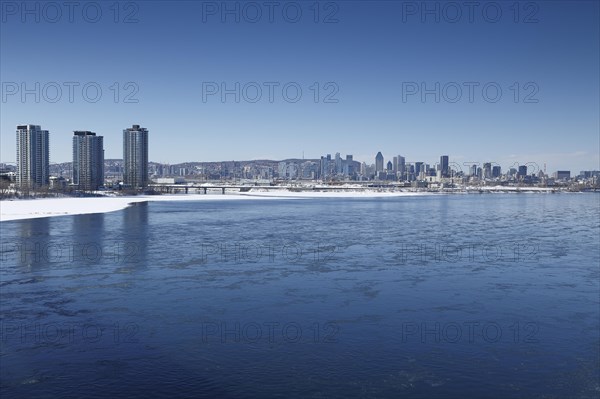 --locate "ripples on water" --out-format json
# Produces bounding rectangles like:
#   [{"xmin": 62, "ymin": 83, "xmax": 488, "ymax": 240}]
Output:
[{"xmin": 1, "ymin": 194, "xmax": 599, "ymax": 398}]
